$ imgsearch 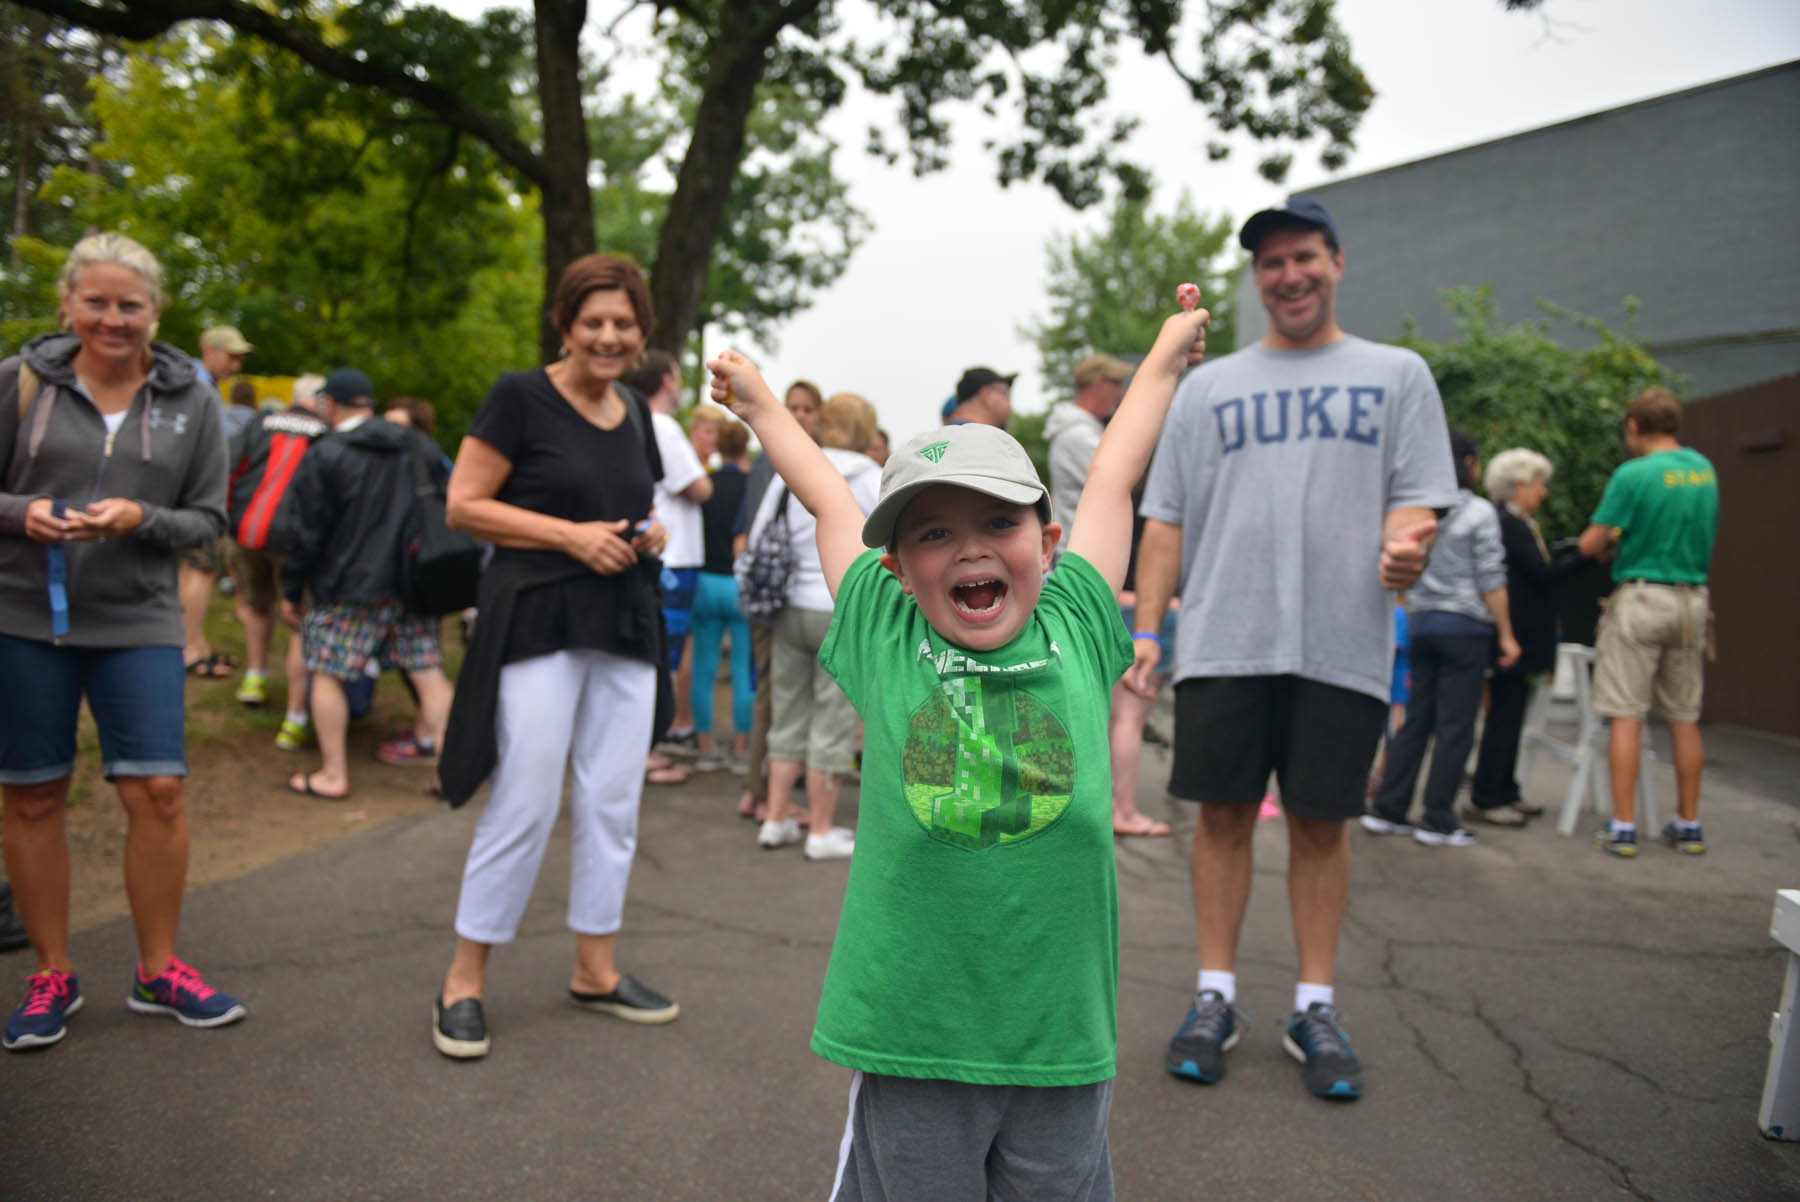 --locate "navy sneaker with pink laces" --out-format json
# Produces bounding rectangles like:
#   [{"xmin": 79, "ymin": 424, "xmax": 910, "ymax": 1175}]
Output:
[
  {"xmin": 4, "ymin": 969, "xmax": 84, "ymax": 1051},
  {"xmin": 126, "ymin": 957, "xmax": 247, "ymax": 1028}
]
